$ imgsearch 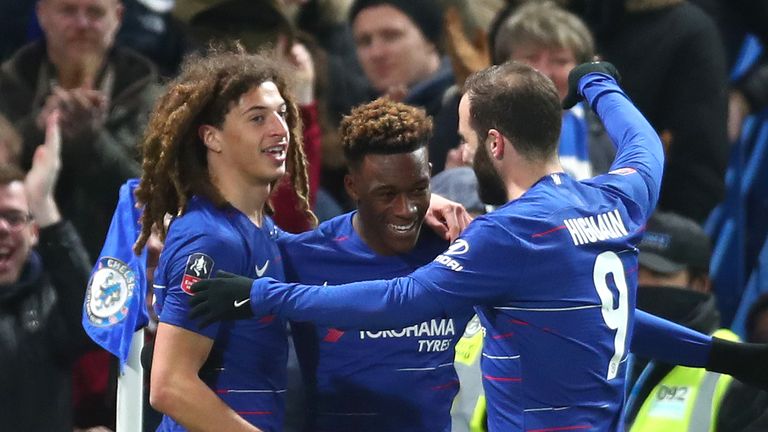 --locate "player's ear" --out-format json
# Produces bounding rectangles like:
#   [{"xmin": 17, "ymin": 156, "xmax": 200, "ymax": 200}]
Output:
[
  {"xmin": 488, "ymin": 129, "xmax": 505, "ymax": 160},
  {"xmin": 344, "ymin": 172, "xmax": 360, "ymax": 202},
  {"xmin": 199, "ymin": 125, "xmax": 223, "ymax": 153}
]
